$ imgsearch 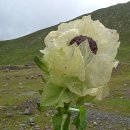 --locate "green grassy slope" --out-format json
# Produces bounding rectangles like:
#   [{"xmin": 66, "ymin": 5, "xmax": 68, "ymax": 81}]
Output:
[
  {"xmin": 0, "ymin": 2, "xmax": 130, "ymax": 65},
  {"xmin": 0, "ymin": 25, "xmax": 57, "ymax": 65}
]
